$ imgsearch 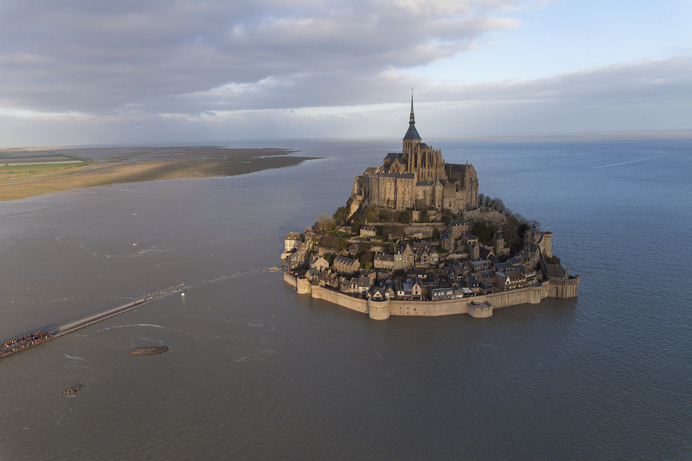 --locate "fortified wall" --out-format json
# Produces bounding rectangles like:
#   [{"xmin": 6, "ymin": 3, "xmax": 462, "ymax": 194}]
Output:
[{"xmin": 284, "ymin": 272, "xmax": 579, "ymax": 320}]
